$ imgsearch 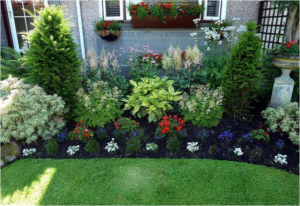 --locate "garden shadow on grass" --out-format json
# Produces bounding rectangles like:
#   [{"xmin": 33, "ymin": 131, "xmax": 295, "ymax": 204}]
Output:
[{"xmin": 1, "ymin": 159, "xmax": 56, "ymax": 205}]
